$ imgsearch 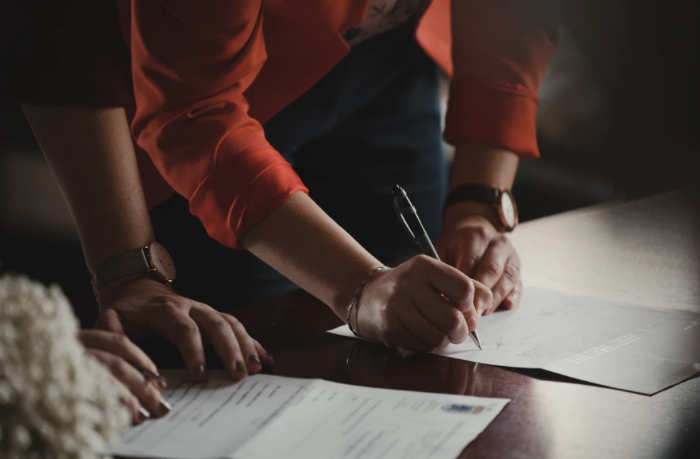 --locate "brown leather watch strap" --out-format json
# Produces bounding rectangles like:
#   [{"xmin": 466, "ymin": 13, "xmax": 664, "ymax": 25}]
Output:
[
  {"xmin": 92, "ymin": 242, "xmax": 175, "ymax": 291},
  {"xmin": 94, "ymin": 247, "xmax": 151, "ymax": 288}
]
